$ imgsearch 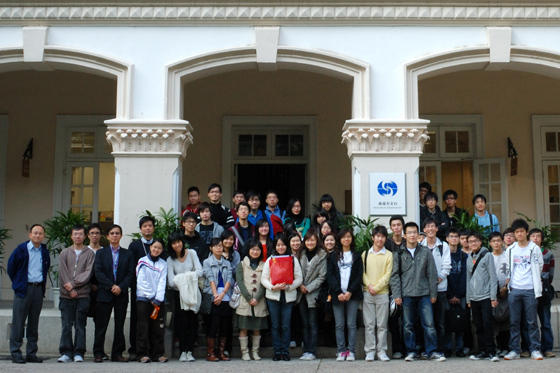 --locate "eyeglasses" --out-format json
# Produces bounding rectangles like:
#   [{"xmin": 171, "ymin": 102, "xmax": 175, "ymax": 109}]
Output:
[{"xmin": 467, "ymin": 240, "xmax": 480, "ymax": 244}]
